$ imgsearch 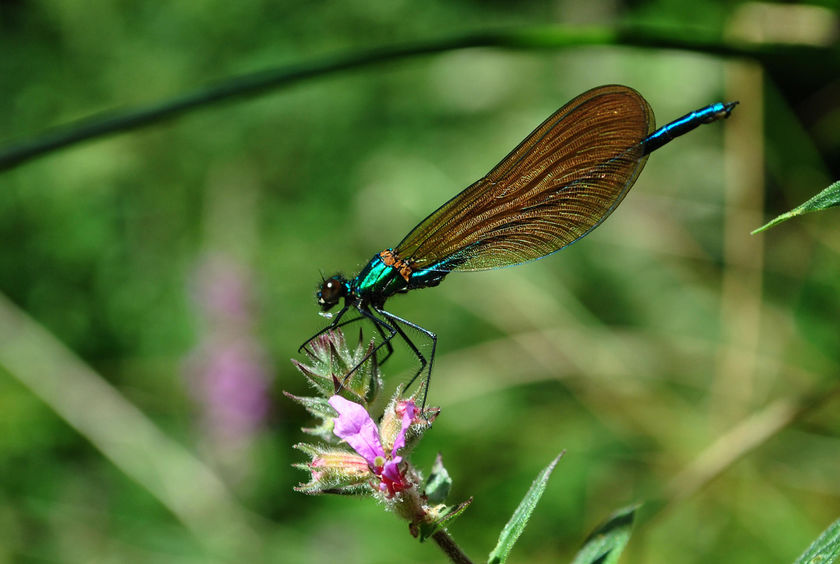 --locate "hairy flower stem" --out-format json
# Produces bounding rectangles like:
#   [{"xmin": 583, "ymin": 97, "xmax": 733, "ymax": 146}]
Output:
[{"xmin": 431, "ymin": 530, "xmax": 473, "ymax": 564}]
